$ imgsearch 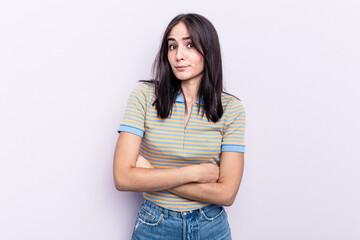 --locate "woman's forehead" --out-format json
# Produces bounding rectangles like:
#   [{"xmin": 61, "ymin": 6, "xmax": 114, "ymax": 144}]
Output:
[{"xmin": 168, "ymin": 22, "xmax": 190, "ymax": 40}]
